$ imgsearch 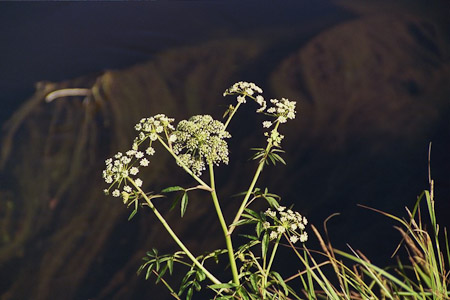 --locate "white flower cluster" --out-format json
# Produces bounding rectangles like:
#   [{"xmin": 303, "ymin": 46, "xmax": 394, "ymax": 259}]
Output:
[
  {"xmin": 132, "ymin": 114, "xmax": 175, "ymax": 150},
  {"xmin": 266, "ymin": 98, "xmax": 296, "ymax": 123},
  {"xmin": 103, "ymin": 151, "xmax": 147, "ymax": 204},
  {"xmin": 103, "ymin": 114, "xmax": 175, "ymax": 203},
  {"xmin": 260, "ymin": 98, "xmax": 296, "ymax": 147},
  {"xmin": 264, "ymin": 206, "xmax": 308, "ymax": 244},
  {"xmin": 223, "ymin": 81, "xmax": 266, "ymax": 113},
  {"xmin": 172, "ymin": 115, "xmax": 231, "ymax": 176}
]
